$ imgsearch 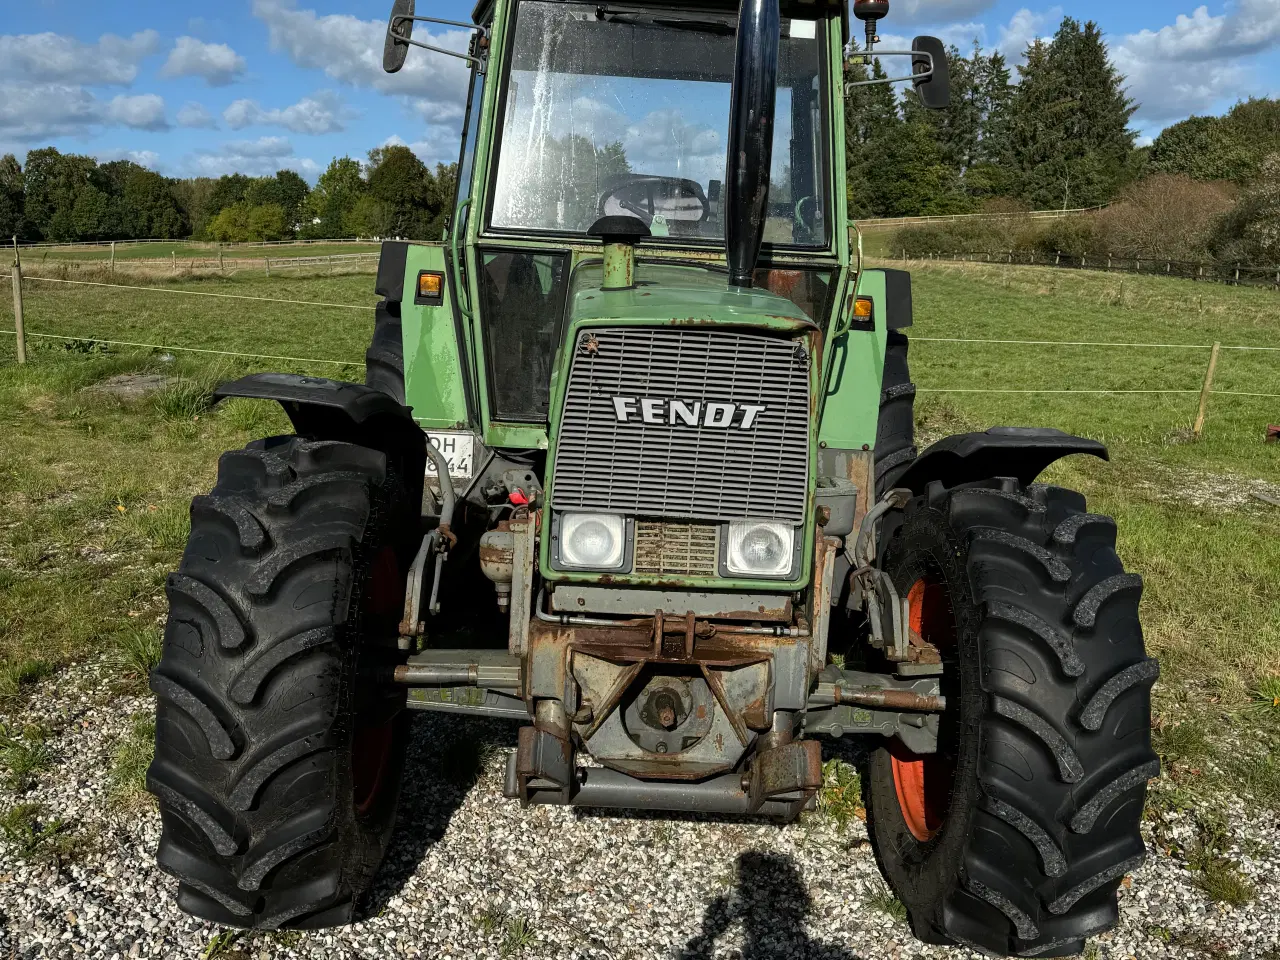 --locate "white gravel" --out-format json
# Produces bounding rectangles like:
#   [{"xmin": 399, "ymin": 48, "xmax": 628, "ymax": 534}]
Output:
[{"xmin": 2, "ymin": 659, "xmax": 1279, "ymax": 960}]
